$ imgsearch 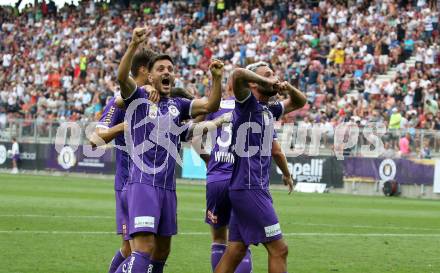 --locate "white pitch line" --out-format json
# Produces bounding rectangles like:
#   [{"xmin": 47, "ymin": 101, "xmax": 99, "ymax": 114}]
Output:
[
  {"xmin": 3, "ymin": 214, "xmax": 440, "ymax": 232},
  {"xmin": 0, "ymin": 214, "xmax": 113, "ymax": 219},
  {"xmin": 0, "ymin": 230, "xmax": 439, "ymax": 237}
]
